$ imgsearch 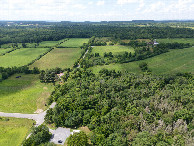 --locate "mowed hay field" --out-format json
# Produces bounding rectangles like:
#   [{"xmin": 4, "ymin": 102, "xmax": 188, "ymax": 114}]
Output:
[
  {"xmin": 30, "ymin": 48, "xmax": 82, "ymax": 70},
  {"xmin": 92, "ymin": 45, "xmax": 135, "ymax": 56},
  {"xmin": 0, "ymin": 48, "xmax": 50, "ymax": 68},
  {"xmin": 0, "ymin": 74, "xmax": 53, "ymax": 113},
  {"xmin": 0, "ymin": 117, "xmax": 34, "ymax": 146},
  {"xmin": 157, "ymin": 38, "xmax": 194, "ymax": 44},
  {"xmin": 91, "ymin": 47, "xmax": 194, "ymax": 75},
  {"xmin": 59, "ymin": 38, "xmax": 89, "ymax": 48}
]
